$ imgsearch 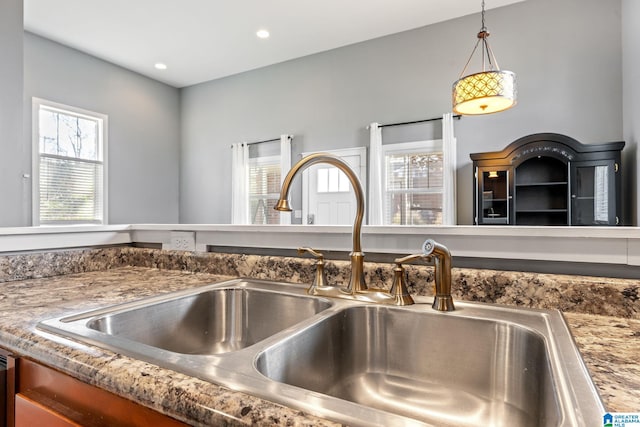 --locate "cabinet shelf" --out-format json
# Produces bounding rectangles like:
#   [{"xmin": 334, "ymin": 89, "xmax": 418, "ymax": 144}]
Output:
[
  {"xmin": 516, "ymin": 181, "xmax": 567, "ymax": 187},
  {"xmin": 516, "ymin": 209, "xmax": 567, "ymax": 213}
]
